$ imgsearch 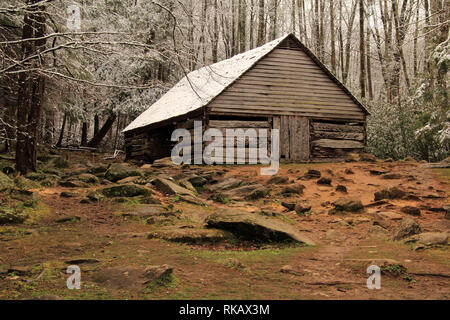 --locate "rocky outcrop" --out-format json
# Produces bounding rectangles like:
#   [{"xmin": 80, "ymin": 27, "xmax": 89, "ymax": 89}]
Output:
[{"xmin": 205, "ymin": 208, "xmax": 316, "ymax": 245}]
